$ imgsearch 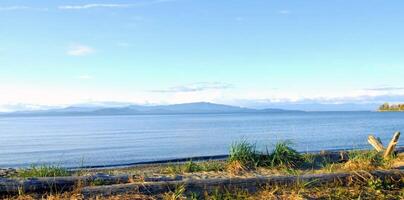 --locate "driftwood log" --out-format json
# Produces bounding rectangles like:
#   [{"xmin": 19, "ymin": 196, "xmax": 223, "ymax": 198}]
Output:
[
  {"xmin": 81, "ymin": 170, "xmax": 404, "ymax": 198},
  {"xmin": 368, "ymin": 135, "xmax": 384, "ymax": 152},
  {"xmin": 0, "ymin": 174, "xmax": 130, "ymax": 195}
]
